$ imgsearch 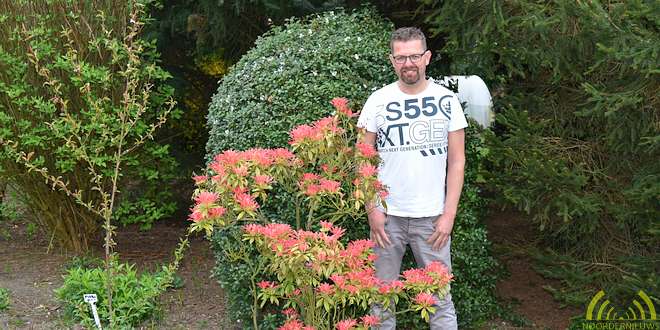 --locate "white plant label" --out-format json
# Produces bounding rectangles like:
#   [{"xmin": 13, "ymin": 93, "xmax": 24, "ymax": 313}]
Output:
[{"xmin": 83, "ymin": 293, "xmax": 102, "ymax": 329}]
